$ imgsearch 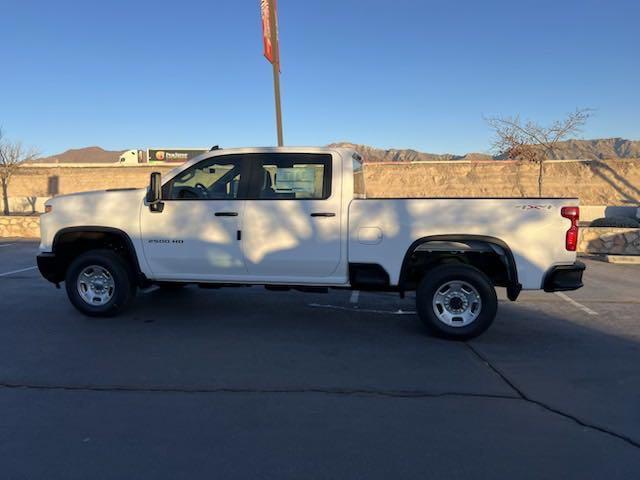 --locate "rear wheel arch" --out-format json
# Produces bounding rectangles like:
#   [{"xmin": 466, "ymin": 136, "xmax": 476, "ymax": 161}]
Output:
[
  {"xmin": 398, "ymin": 234, "xmax": 521, "ymax": 300},
  {"xmin": 52, "ymin": 227, "xmax": 146, "ymax": 286}
]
